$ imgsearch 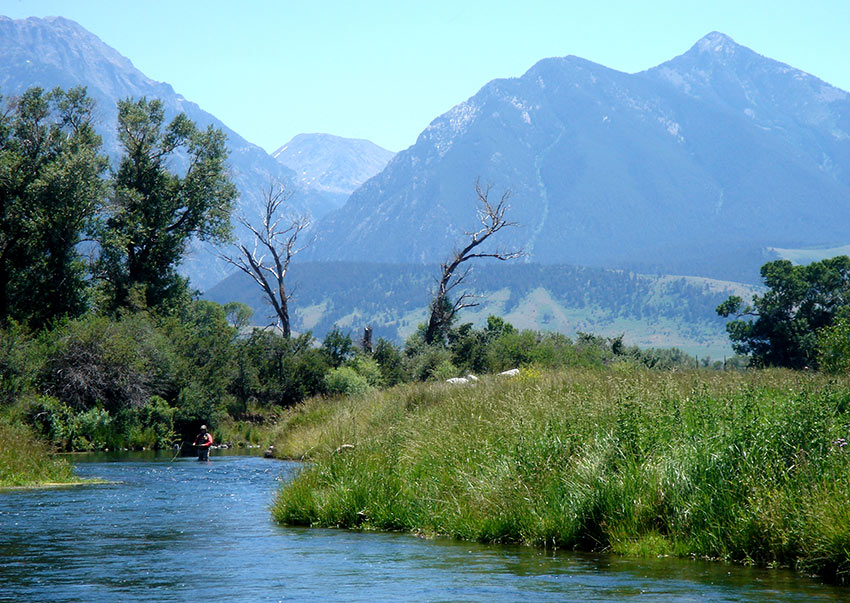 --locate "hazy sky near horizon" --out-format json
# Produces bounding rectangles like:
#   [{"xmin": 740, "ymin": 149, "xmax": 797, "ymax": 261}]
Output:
[{"xmin": 3, "ymin": 0, "xmax": 848, "ymax": 153}]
